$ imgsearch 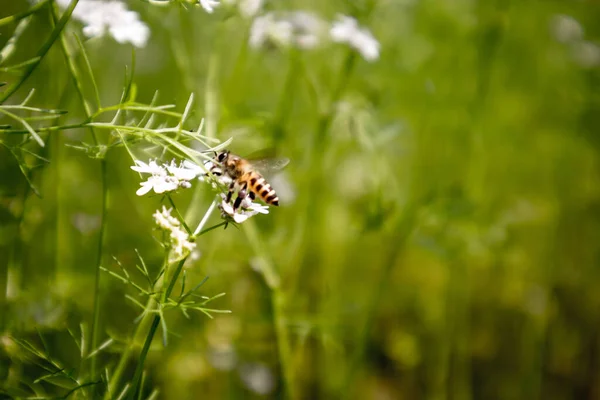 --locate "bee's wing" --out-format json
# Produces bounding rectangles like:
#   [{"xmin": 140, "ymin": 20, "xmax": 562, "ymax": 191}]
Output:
[{"xmin": 249, "ymin": 157, "xmax": 290, "ymax": 175}]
